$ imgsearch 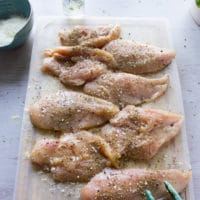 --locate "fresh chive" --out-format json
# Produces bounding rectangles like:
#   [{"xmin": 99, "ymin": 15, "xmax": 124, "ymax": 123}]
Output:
[
  {"xmin": 164, "ymin": 181, "xmax": 182, "ymax": 200},
  {"xmin": 145, "ymin": 190, "xmax": 155, "ymax": 200}
]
